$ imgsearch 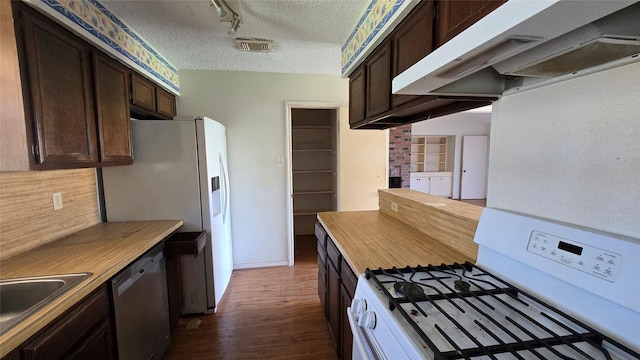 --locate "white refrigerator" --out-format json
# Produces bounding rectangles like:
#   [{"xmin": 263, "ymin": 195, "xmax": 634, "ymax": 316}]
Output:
[{"xmin": 102, "ymin": 116, "xmax": 233, "ymax": 314}]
